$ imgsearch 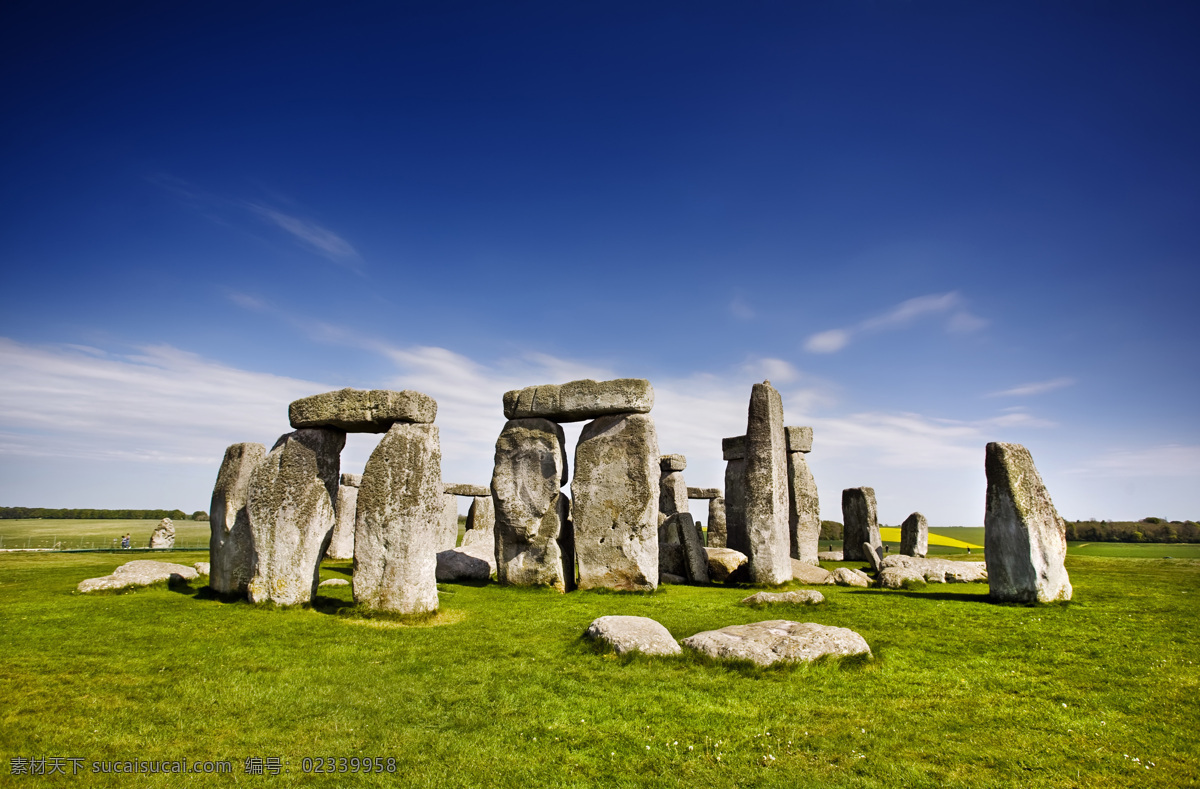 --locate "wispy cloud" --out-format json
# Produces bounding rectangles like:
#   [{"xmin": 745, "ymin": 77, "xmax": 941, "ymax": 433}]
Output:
[
  {"xmin": 987, "ymin": 377, "xmax": 1075, "ymax": 398},
  {"xmin": 804, "ymin": 291, "xmax": 987, "ymax": 353},
  {"xmin": 244, "ymin": 203, "xmax": 361, "ymax": 269},
  {"xmin": 1066, "ymin": 444, "xmax": 1200, "ymax": 478}
]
